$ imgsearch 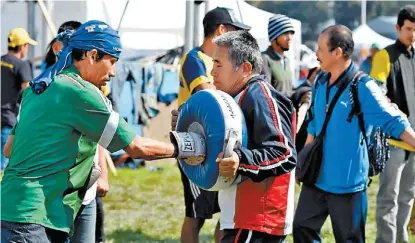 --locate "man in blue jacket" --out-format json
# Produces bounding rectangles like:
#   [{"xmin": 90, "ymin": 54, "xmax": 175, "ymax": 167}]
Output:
[{"xmin": 293, "ymin": 25, "xmax": 415, "ymax": 242}]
